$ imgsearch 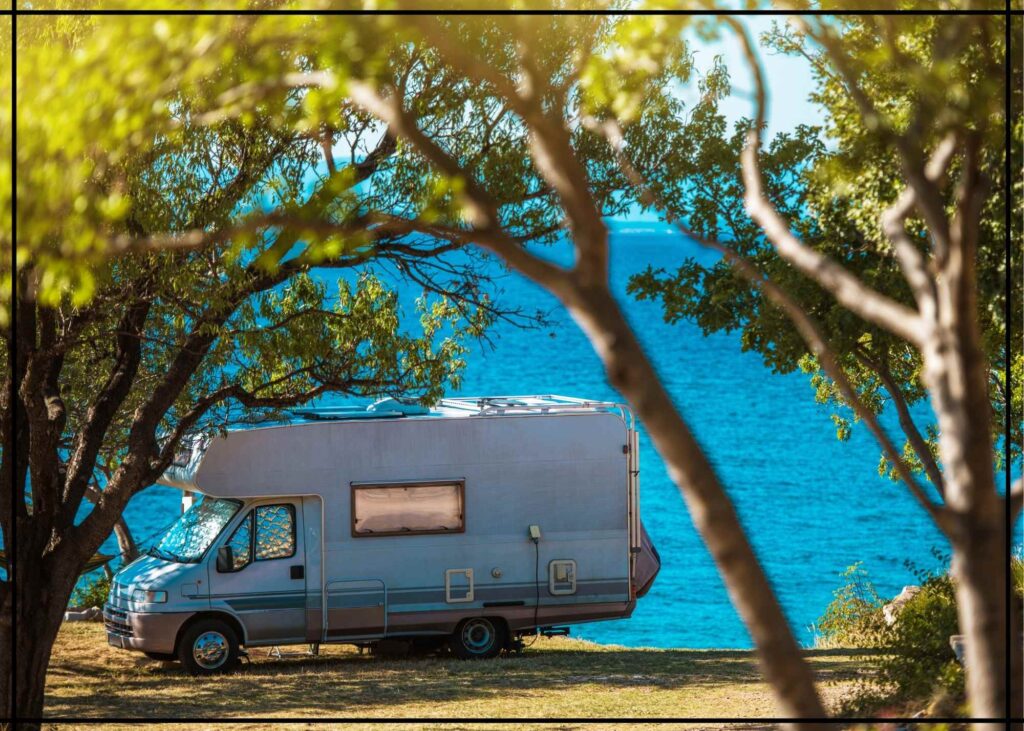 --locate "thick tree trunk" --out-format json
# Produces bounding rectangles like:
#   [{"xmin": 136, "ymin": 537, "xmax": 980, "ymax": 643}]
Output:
[
  {"xmin": 948, "ymin": 513, "xmax": 1008, "ymax": 719},
  {"xmin": 921, "ymin": 265, "xmax": 1006, "ymax": 720},
  {"xmin": 564, "ymin": 283, "xmax": 828, "ymax": 723},
  {"xmin": 13, "ymin": 555, "xmax": 78, "ymax": 727},
  {"xmin": 10, "ymin": 468, "xmax": 141, "ymax": 726},
  {"xmin": 1011, "ymin": 587, "xmax": 1022, "ymax": 723},
  {"xmin": 0, "ymin": 584, "xmax": 11, "ymax": 721}
]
